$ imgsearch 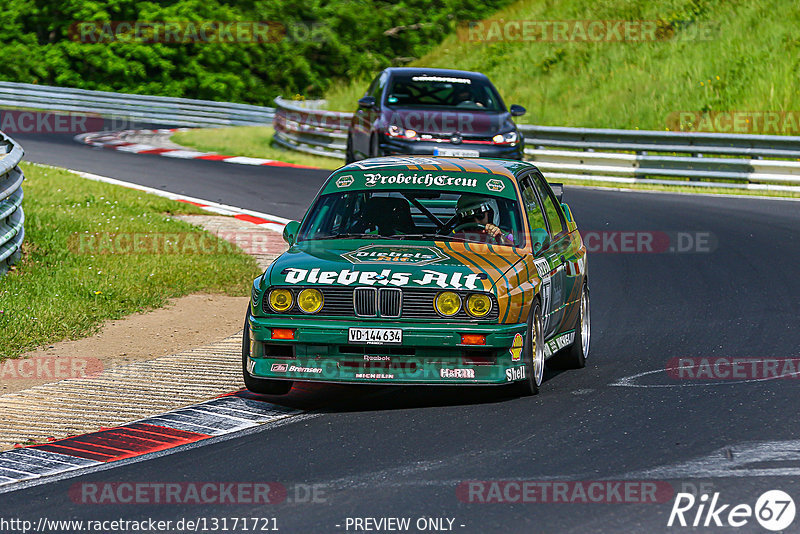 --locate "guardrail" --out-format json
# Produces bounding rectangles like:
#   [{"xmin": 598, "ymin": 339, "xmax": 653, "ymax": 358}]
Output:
[
  {"xmin": 0, "ymin": 81, "xmax": 274, "ymax": 127},
  {"xmin": 272, "ymin": 97, "xmax": 800, "ymax": 191},
  {"xmin": 272, "ymin": 97, "xmax": 349, "ymax": 158},
  {"xmin": 0, "ymin": 131, "xmax": 24, "ymax": 275}
]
